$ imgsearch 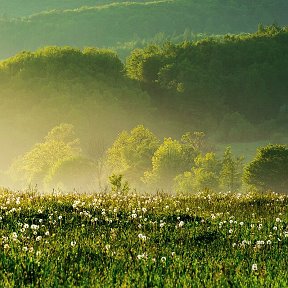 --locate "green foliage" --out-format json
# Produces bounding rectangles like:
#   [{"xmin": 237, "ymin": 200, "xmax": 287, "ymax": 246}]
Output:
[
  {"xmin": 0, "ymin": 0, "xmax": 287, "ymax": 59},
  {"xmin": 109, "ymin": 173, "xmax": 130, "ymax": 194},
  {"xmin": 126, "ymin": 27, "xmax": 288, "ymax": 140},
  {"xmin": 106, "ymin": 125, "xmax": 160, "ymax": 184},
  {"xmin": 9, "ymin": 123, "xmax": 81, "ymax": 187},
  {"xmin": 244, "ymin": 144, "xmax": 288, "ymax": 193},
  {"xmin": 144, "ymin": 135, "xmax": 200, "ymax": 190},
  {"xmin": 220, "ymin": 147, "xmax": 244, "ymax": 191},
  {"xmin": 175, "ymin": 148, "xmax": 243, "ymax": 194}
]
